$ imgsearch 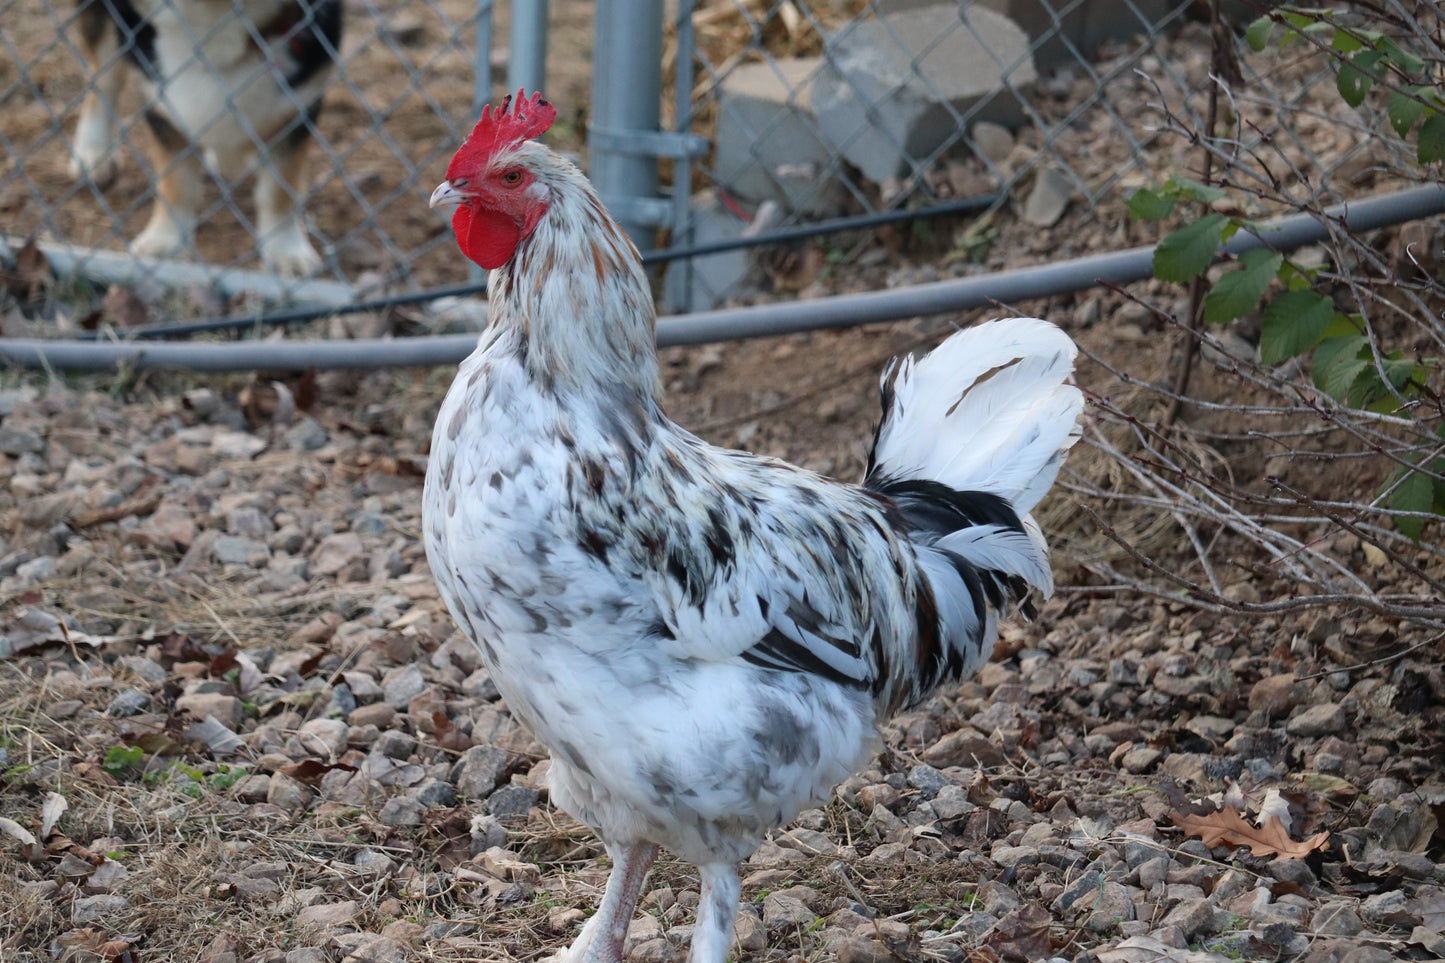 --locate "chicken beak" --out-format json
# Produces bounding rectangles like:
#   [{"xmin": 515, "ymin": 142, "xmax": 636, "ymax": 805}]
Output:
[{"xmin": 429, "ymin": 180, "xmax": 464, "ymax": 211}]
